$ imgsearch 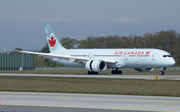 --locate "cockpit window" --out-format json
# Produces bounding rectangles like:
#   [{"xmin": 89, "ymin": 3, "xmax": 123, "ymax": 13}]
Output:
[
  {"xmin": 163, "ymin": 55, "xmax": 172, "ymax": 57},
  {"xmin": 167, "ymin": 55, "xmax": 172, "ymax": 57}
]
